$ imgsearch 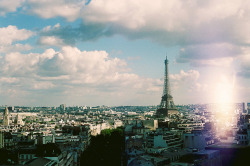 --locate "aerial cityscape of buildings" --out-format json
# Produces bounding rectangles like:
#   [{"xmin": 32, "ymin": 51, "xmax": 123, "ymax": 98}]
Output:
[
  {"xmin": 1, "ymin": 57, "xmax": 250, "ymax": 166},
  {"xmin": 2, "ymin": 0, "xmax": 250, "ymax": 165}
]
